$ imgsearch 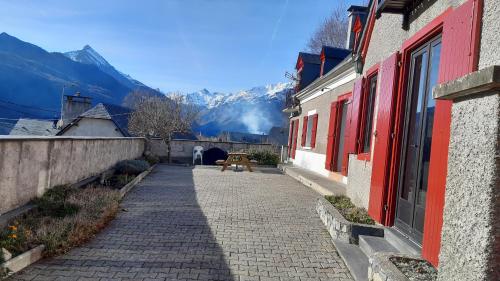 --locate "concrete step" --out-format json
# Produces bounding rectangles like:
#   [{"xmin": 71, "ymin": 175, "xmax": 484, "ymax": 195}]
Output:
[
  {"xmin": 332, "ymin": 239, "xmax": 369, "ymax": 281},
  {"xmin": 384, "ymin": 228, "xmax": 422, "ymax": 257},
  {"xmin": 359, "ymin": 235, "xmax": 399, "ymax": 257}
]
